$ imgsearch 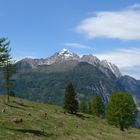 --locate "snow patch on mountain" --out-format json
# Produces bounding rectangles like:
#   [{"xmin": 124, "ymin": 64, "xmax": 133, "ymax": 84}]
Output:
[{"xmin": 58, "ymin": 48, "xmax": 74, "ymax": 58}]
